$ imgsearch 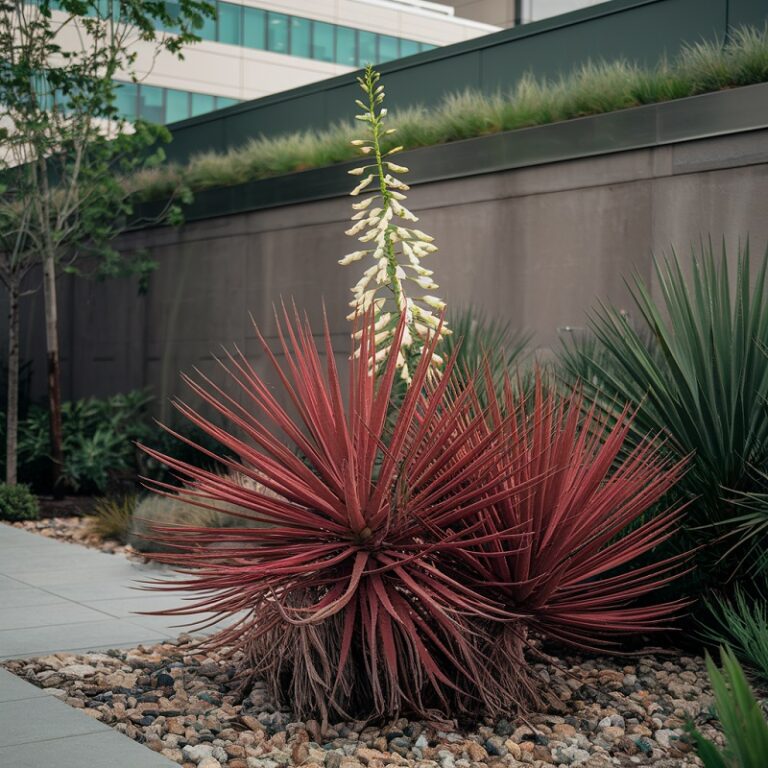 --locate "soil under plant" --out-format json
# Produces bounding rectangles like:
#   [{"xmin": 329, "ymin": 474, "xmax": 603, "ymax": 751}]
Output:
[{"xmin": 3, "ymin": 636, "xmax": 723, "ymax": 768}]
